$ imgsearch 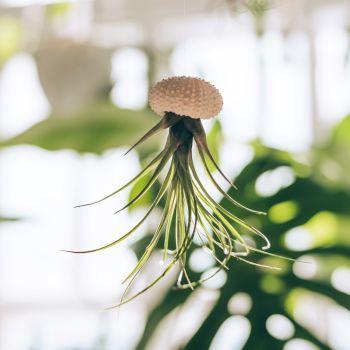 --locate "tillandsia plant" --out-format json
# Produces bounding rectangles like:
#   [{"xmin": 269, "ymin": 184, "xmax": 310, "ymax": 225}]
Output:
[{"xmin": 69, "ymin": 76, "xmax": 286, "ymax": 307}]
